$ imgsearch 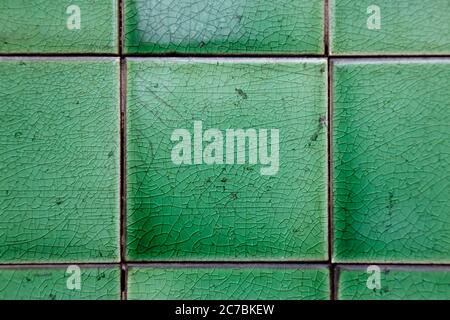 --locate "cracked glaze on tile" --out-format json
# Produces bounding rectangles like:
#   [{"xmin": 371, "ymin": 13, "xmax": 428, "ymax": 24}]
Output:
[
  {"xmin": 124, "ymin": 0, "xmax": 324, "ymax": 54},
  {"xmin": 126, "ymin": 58, "xmax": 328, "ymax": 261},
  {"xmin": 333, "ymin": 60, "xmax": 450, "ymax": 263},
  {"xmin": 0, "ymin": 0, "xmax": 118, "ymax": 54},
  {"xmin": 330, "ymin": 0, "xmax": 450, "ymax": 55},
  {"xmin": 338, "ymin": 267, "xmax": 450, "ymax": 300},
  {"xmin": 0, "ymin": 59, "xmax": 120, "ymax": 263},
  {"xmin": 128, "ymin": 266, "xmax": 329, "ymax": 300},
  {"xmin": 0, "ymin": 267, "xmax": 120, "ymax": 300}
]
